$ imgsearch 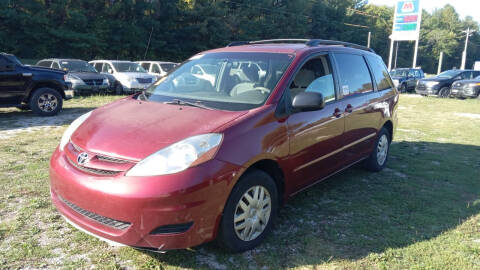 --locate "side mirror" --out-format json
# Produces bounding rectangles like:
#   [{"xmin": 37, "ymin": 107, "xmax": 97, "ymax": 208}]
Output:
[{"xmin": 292, "ymin": 92, "xmax": 325, "ymax": 112}]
